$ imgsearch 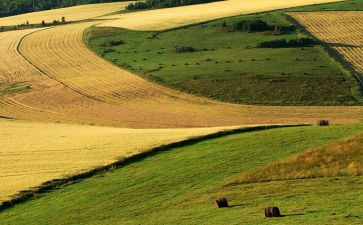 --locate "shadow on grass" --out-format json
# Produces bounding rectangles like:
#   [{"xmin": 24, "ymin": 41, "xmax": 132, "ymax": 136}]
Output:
[
  {"xmin": 228, "ymin": 204, "xmax": 250, "ymax": 208},
  {"xmin": 280, "ymin": 213, "xmax": 306, "ymax": 217},
  {"xmin": 0, "ymin": 124, "xmax": 309, "ymax": 212}
]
